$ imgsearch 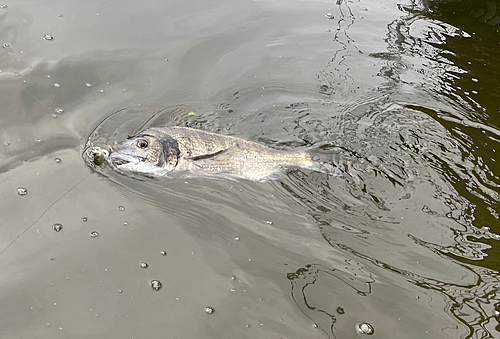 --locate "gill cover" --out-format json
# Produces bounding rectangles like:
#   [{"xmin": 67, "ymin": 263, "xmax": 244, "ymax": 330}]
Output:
[
  {"xmin": 141, "ymin": 129, "xmax": 180, "ymax": 174},
  {"xmin": 110, "ymin": 130, "xmax": 180, "ymax": 176},
  {"xmin": 159, "ymin": 134, "xmax": 179, "ymax": 172}
]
